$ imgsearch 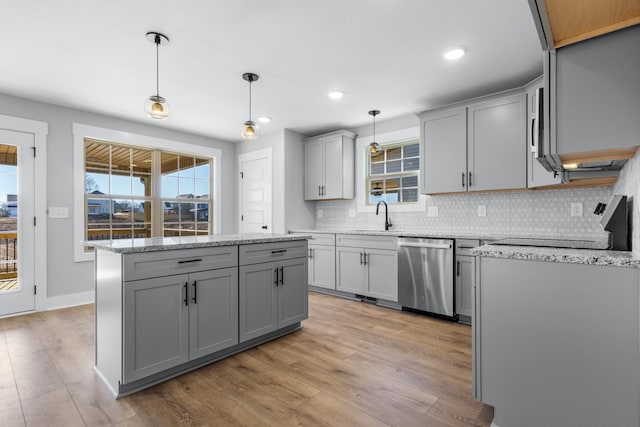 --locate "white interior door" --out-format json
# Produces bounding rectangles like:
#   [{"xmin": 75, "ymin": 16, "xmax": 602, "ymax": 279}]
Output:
[
  {"xmin": 0, "ymin": 129, "xmax": 35, "ymax": 316},
  {"xmin": 238, "ymin": 149, "xmax": 272, "ymax": 234}
]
